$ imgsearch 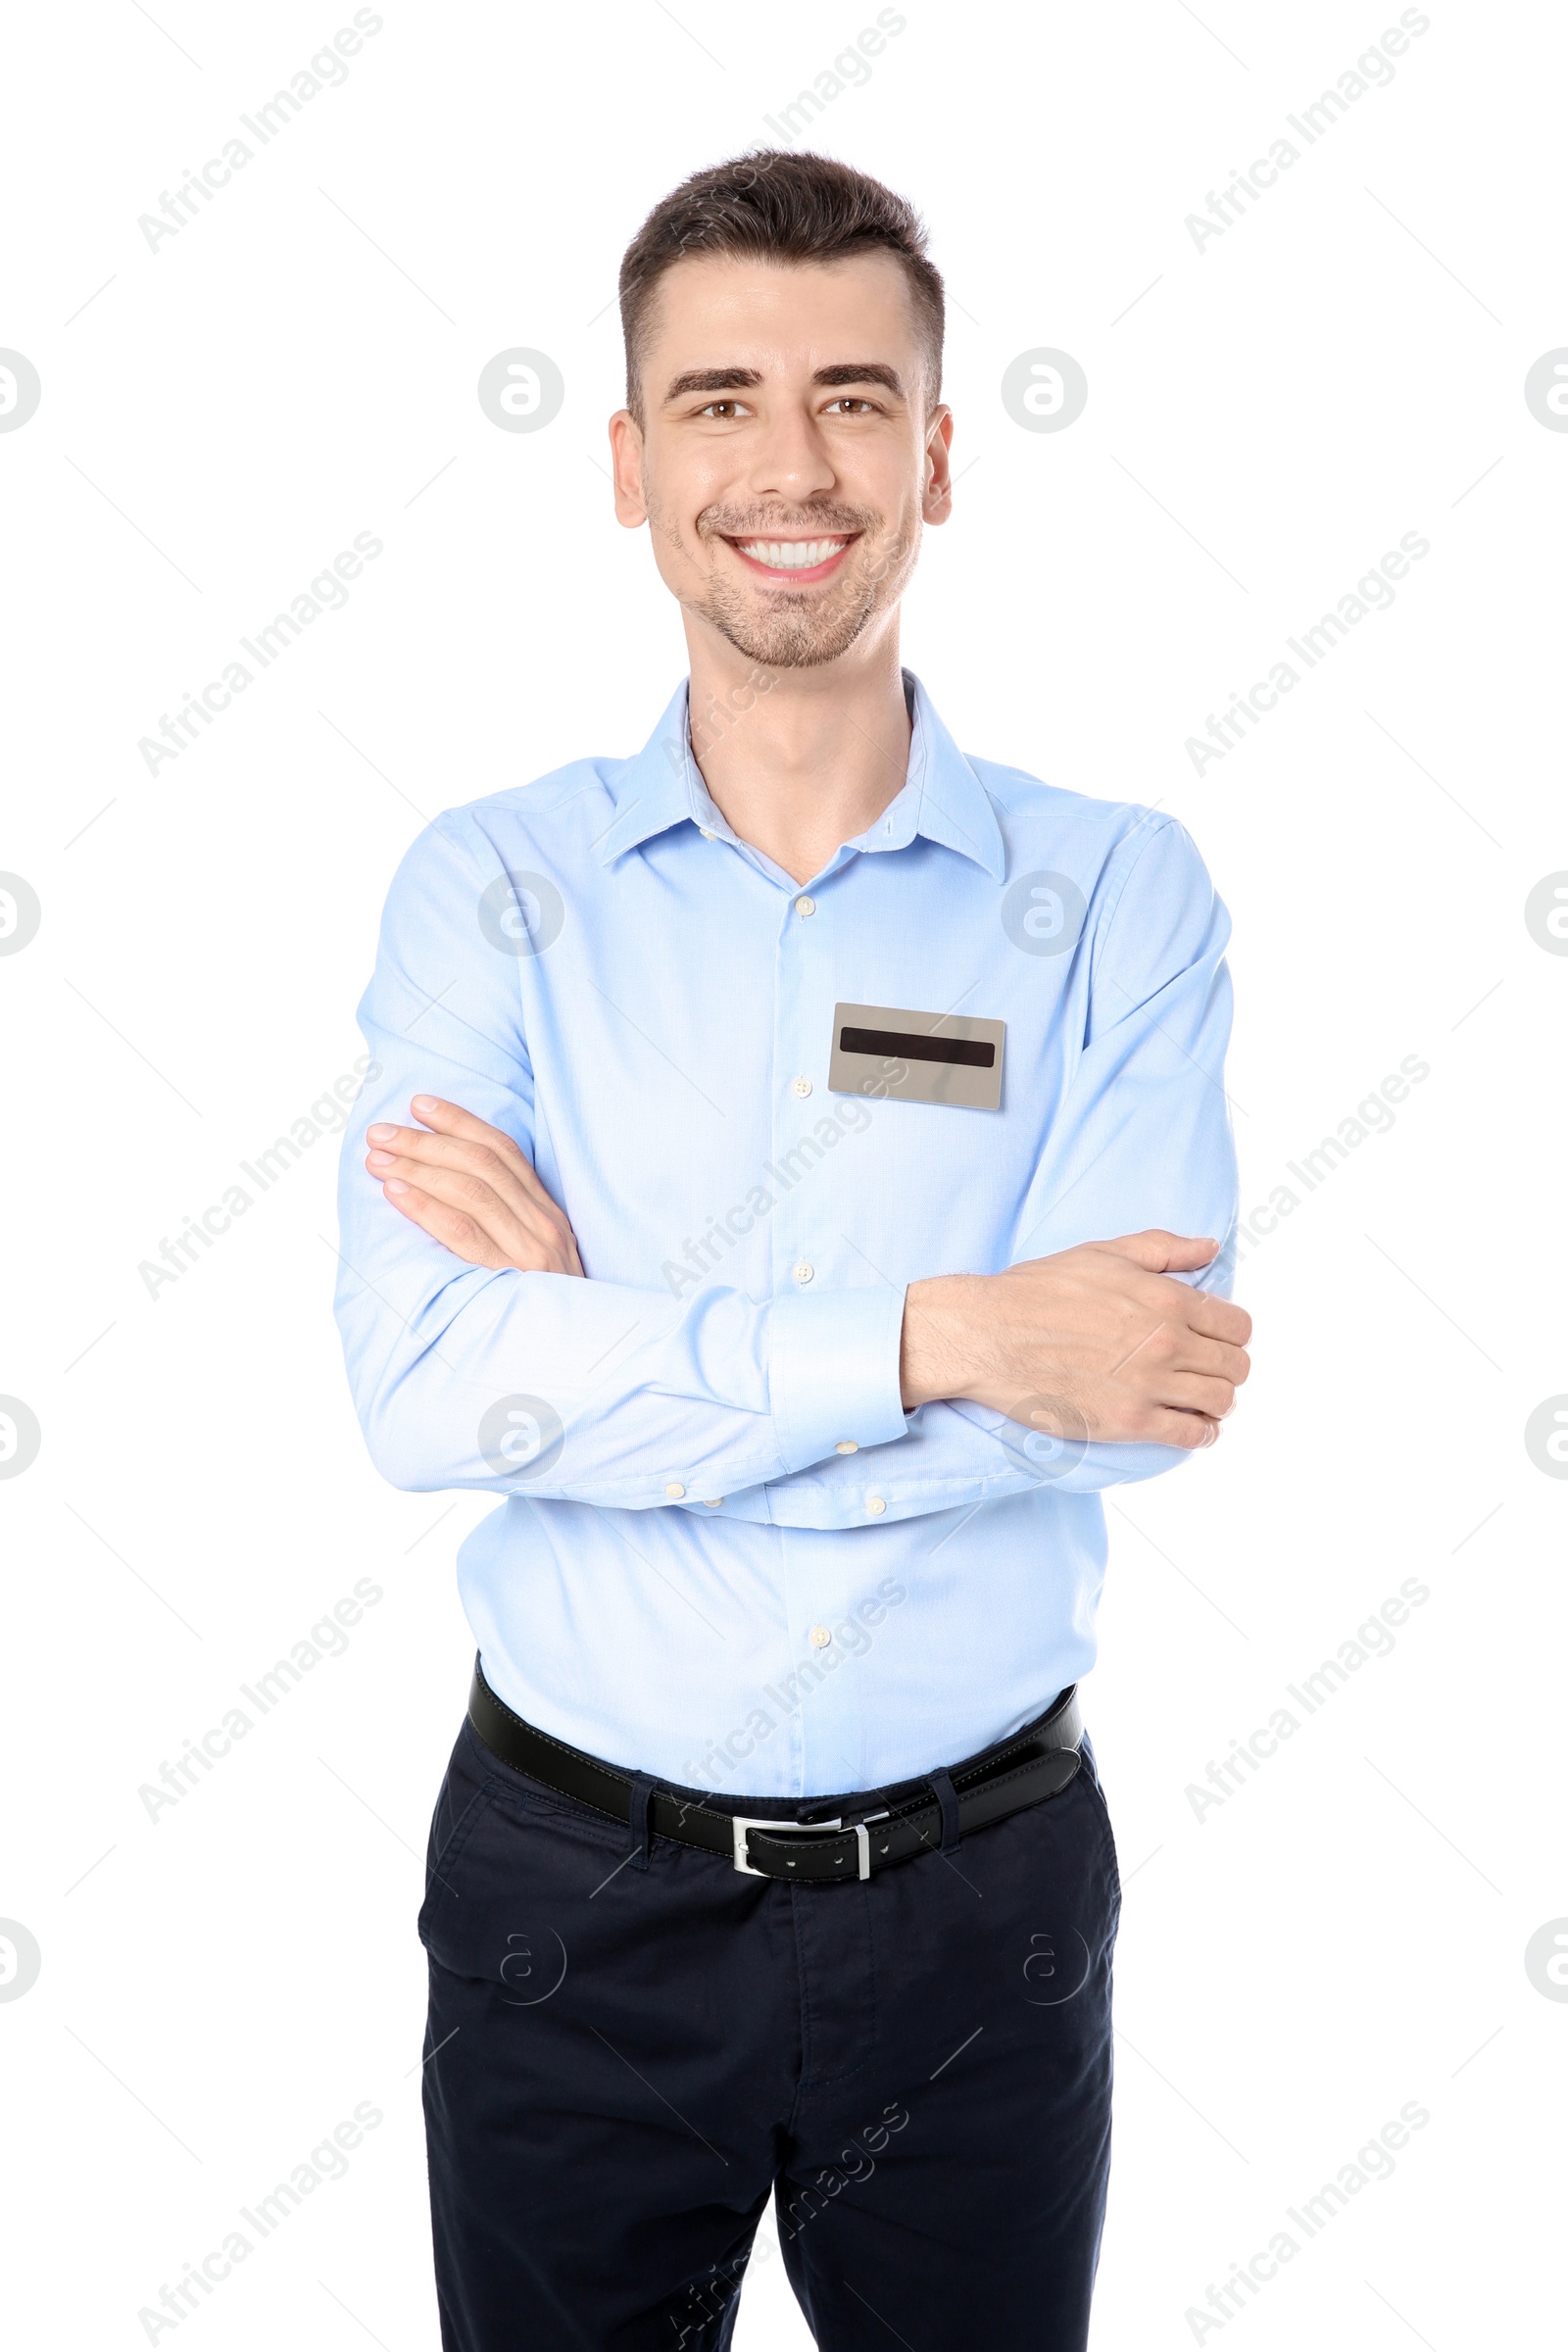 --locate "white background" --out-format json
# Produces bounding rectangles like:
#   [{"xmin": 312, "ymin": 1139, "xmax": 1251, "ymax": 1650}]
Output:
[{"xmin": 2, "ymin": 2, "xmax": 1564, "ymax": 2345}]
